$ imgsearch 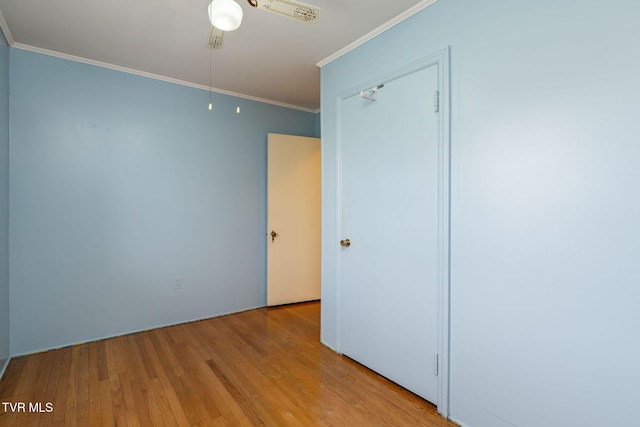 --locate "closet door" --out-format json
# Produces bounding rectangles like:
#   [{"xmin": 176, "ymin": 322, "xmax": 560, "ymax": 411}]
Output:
[
  {"xmin": 267, "ymin": 134, "xmax": 321, "ymax": 306},
  {"xmin": 339, "ymin": 63, "xmax": 440, "ymax": 402}
]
